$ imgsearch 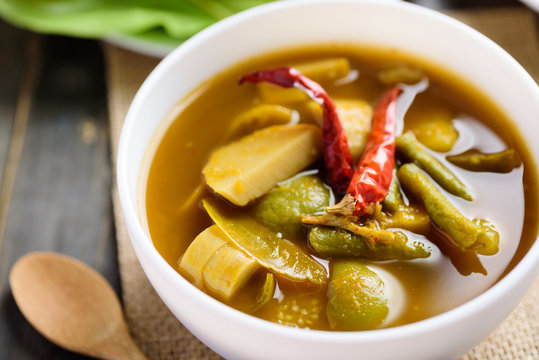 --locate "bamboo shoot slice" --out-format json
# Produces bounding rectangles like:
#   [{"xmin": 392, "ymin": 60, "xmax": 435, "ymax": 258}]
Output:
[
  {"xmin": 178, "ymin": 225, "xmax": 227, "ymax": 287},
  {"xmin": 202, "ymin": 197, "xmax": 328, "ymax": 285},
  {"xmin": 202, "ymin": 124, "xmax": 322, "ymax": 206},
  {"xmin": 203, "ymin": 243, "xmax": 260, "ymax": 300}
]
